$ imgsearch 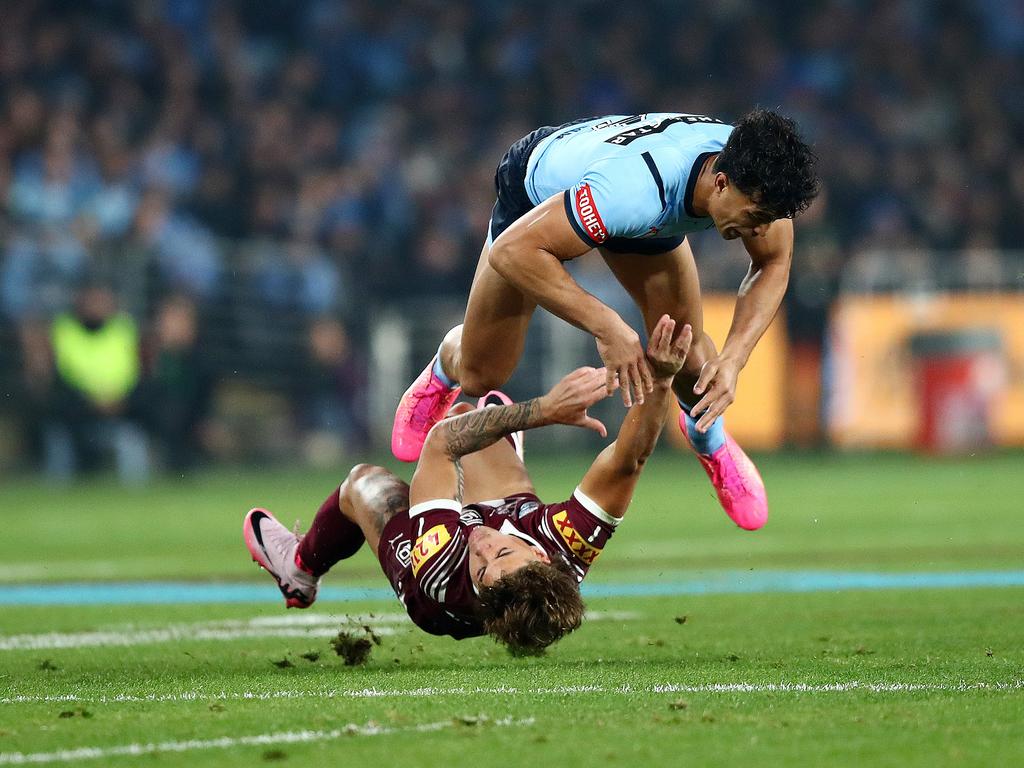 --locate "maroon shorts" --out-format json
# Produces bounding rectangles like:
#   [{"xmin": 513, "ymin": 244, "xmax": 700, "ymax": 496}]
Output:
[{"xmin": 376, "ymin": 513, "xmax": 483, "ymax": 640}]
